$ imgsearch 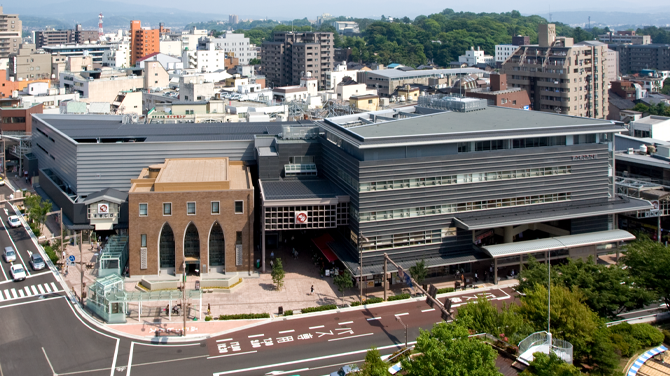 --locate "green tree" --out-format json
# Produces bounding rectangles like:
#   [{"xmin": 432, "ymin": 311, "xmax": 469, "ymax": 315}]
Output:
[
  {"xmin": 520, "ymin": 352, "xmax": 581, "ymax": 376},
  {"xmin": 517, "ymin": 256, "xmax": 553, "ymax": 293},
  {"xmin": 333, "ymin": 270, "xmax": 353, "ymax": 302},
  {"xmin": 456, "ymin": 296, "xmax": 529, "ymax": 344},
  {"xmin": 24, "ymin": 194, "xmax": 52, "ymax": 234},
  {"xmin": 661, "ymin": 78, "xmax": 670, "ymax": 95},
  {"xmin": 409, "ymin": 259, "xmax": 427, "ymax": 286},
  {"xmin": 587, "ymin": 327, "xmax": 619, "ymax": 376},
  {"xmin": 517, "ymin": 284, "xmax": 600, "ymax": 359},
  {"xmin": 249, "ymin": 58, "xmax": 261, "ymax": 65},
  {"xmin": 271, "ymin": 258, "xmax": 285, "ymax": 291},
  {"xmin": 622, "ymin": 237, "xmax": 670, "ymax": 310},
  {"xmin": 357, "ymin": 347, "xmax": 390, "ymax": 376},
  {"xmin": 400, "ymin": 322, "xmax": 502, "ymax": 376}
]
